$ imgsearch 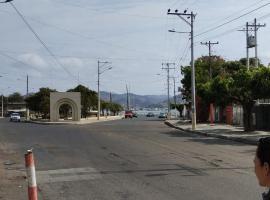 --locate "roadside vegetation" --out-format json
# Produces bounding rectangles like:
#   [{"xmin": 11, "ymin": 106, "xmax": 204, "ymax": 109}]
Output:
[{"xmin": 181, "ymin": 56, "xmax": 270, "ymax": 131}]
